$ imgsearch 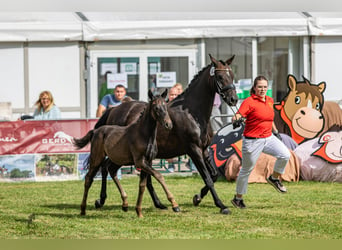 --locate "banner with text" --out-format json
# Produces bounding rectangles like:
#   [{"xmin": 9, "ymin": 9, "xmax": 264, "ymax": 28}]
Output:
[{"xmin": 0, "ymin": 119, "xmax": 97, "ymax": 155}]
